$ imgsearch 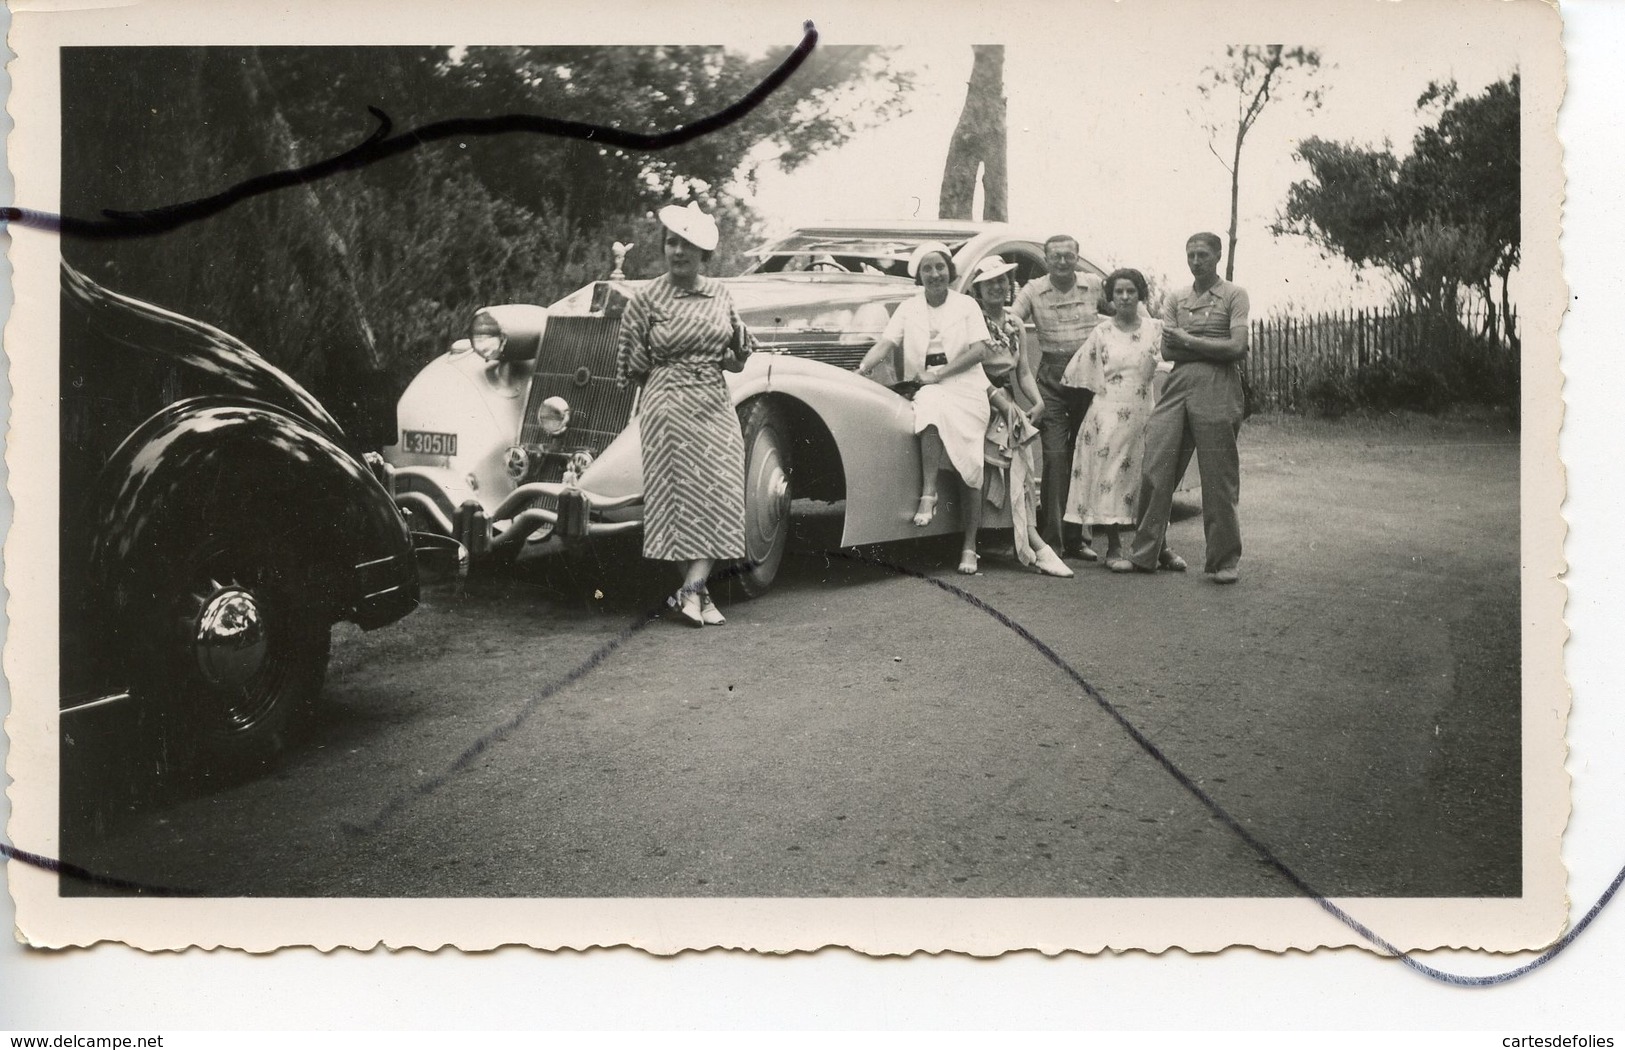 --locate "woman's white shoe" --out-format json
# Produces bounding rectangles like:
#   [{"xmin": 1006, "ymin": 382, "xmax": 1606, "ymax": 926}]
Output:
[
  {"xmin": 671, "ymin": 589, "xmax": 705, "ymax": 626},
  {"xmin": 1033, "ymin": 545, "xmax": 1075, "ymax": 578}
]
